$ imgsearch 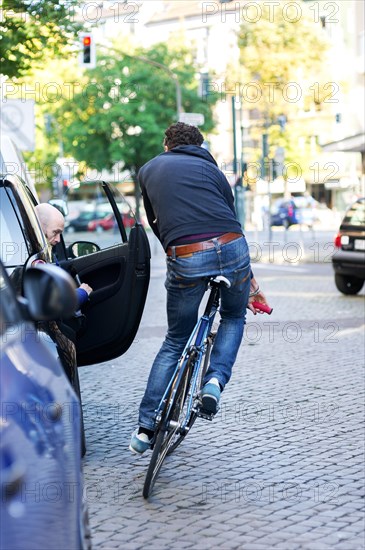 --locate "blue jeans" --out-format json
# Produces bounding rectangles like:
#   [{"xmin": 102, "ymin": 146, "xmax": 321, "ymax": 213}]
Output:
[{"xmin": 138, "ymin": 235, "xmax": 251, "ymax": 430}]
